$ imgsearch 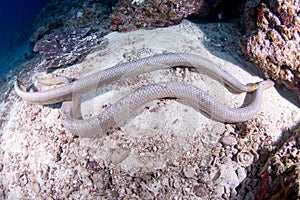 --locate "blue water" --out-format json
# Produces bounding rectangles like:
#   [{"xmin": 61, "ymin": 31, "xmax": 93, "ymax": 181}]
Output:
[{"xmin": 0, "ymin": 0, "xmax": 46, "ymax": 76}]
